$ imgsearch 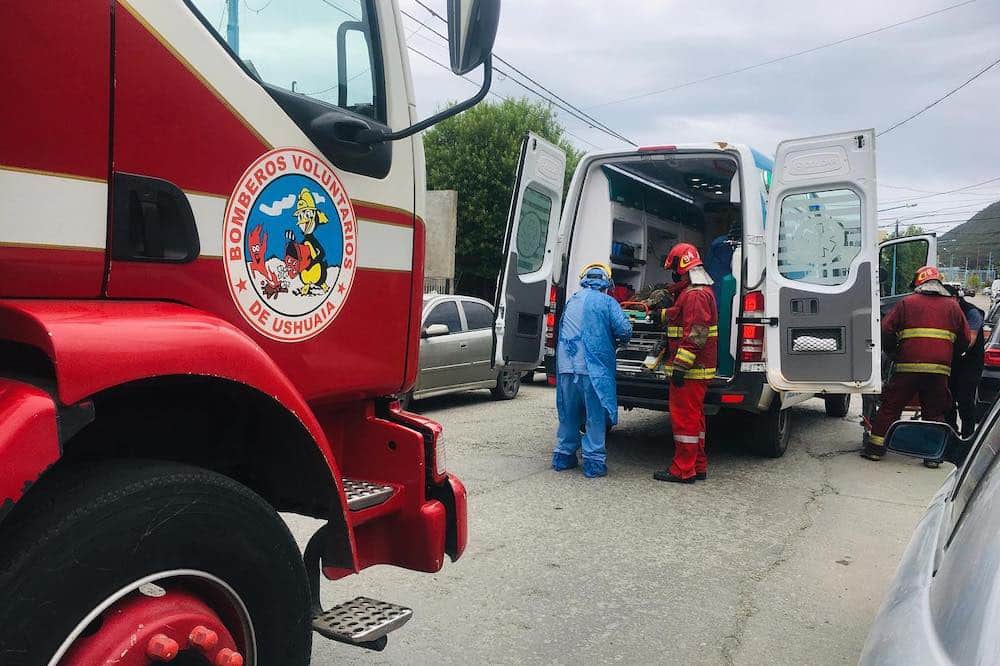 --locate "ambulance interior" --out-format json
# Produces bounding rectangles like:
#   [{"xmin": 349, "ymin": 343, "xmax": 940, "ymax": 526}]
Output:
[{"xmin": 566, "ymin": 153, "xmax": 742, "ymax": 378}]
